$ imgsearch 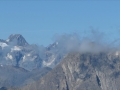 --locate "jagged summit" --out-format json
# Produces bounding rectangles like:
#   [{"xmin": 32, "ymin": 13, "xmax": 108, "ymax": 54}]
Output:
[
  {"xmin": 46, "ymin": 42, "xmax": 58, "ymax": 50},
  {"xmin": 7, "ymin": 34, "xmax": 29, "ymax": 46}
]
